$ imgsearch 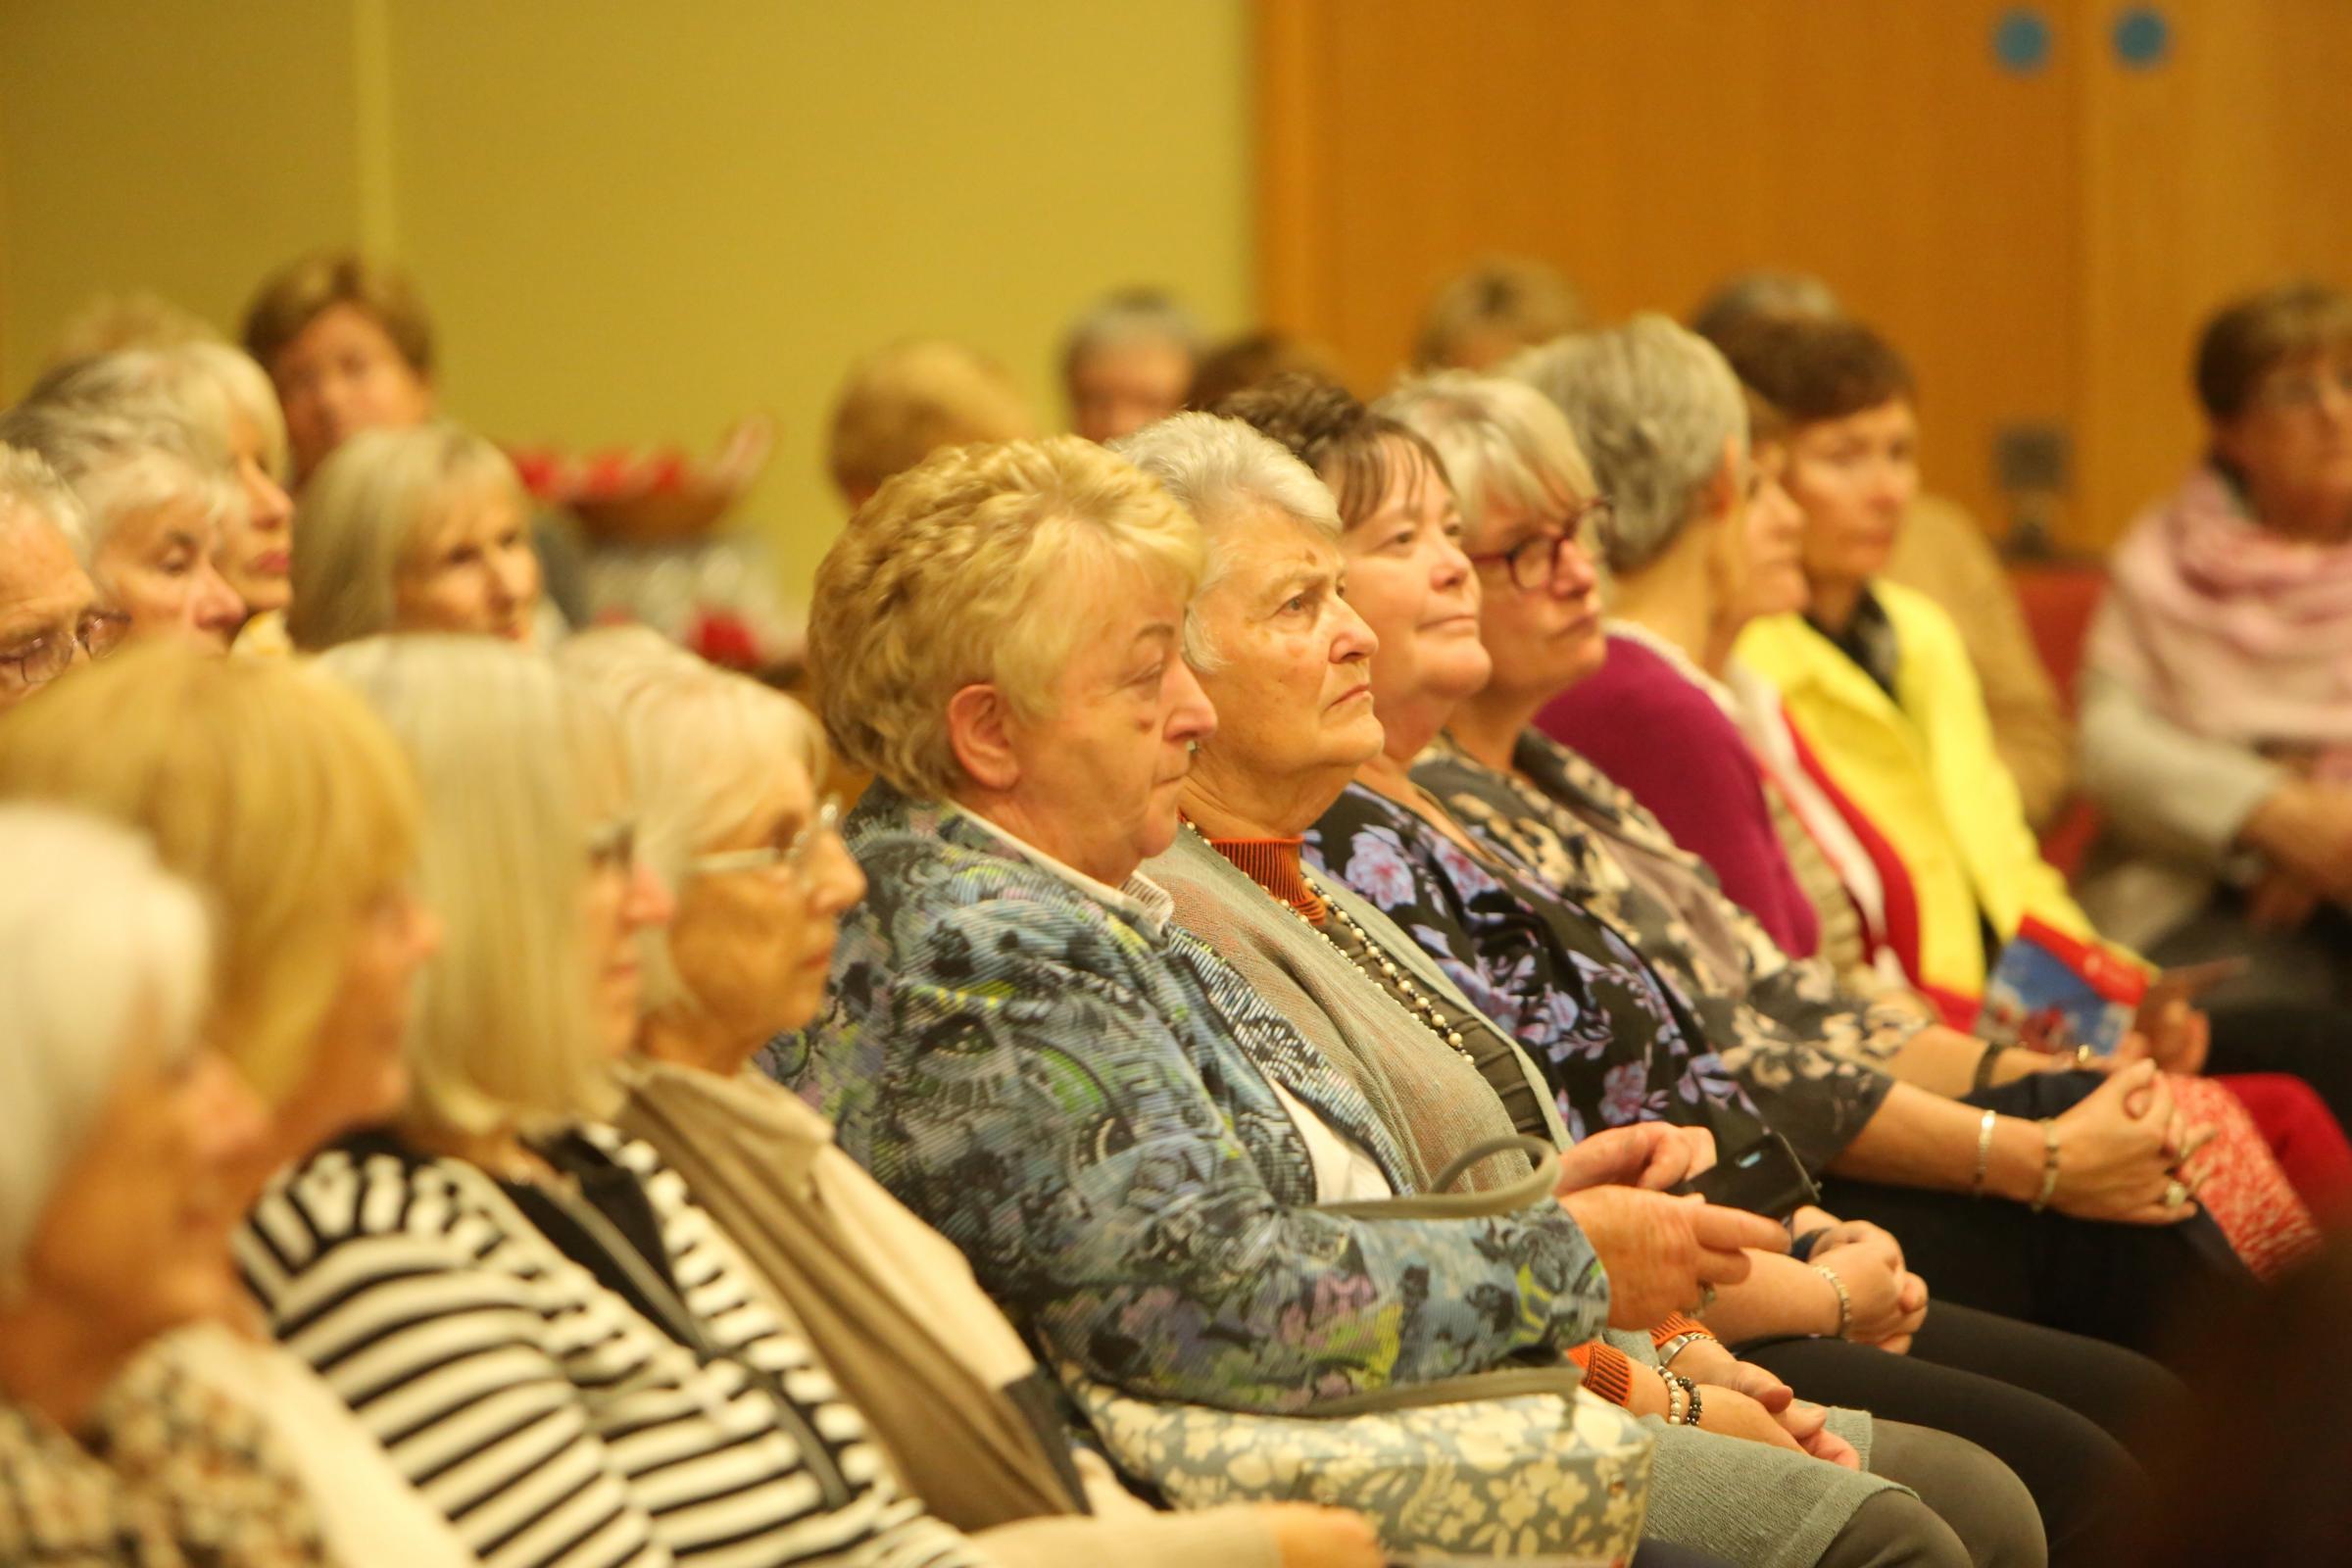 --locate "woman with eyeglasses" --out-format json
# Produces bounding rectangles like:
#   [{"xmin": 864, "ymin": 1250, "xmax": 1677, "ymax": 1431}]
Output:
[
  {"xmin": 2077, "ymin": 281, "xmax": 2352, "ymax": 1012},
  {"xmin": 0, "ymin": 446, "xmax": 127, "ymax": 711},
  {"xmin": 243, "ymin": 634, "xmax": 998, "ymax": 1568},
  {"xmin": 564, "ymin": 628, "xmax": 1384, "ymax": 1568}
]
